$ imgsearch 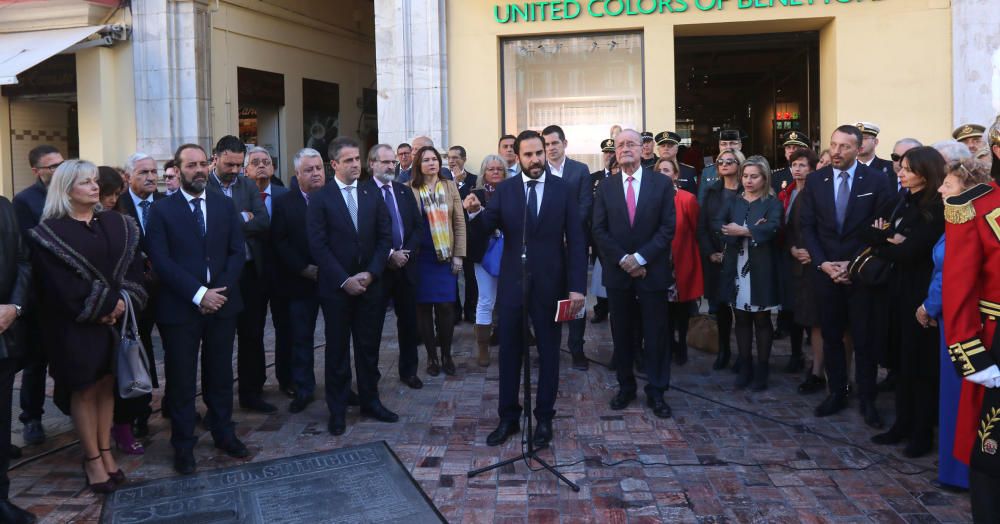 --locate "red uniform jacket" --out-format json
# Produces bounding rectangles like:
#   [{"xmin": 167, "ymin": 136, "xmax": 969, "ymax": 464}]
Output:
[
  {"xmin": 943, "ymin": 182, "xmax": 1000, "ymax": 465},
  {"xmin": 672, "ymin": 188, "xmax": 703, "ymax": 302}
]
